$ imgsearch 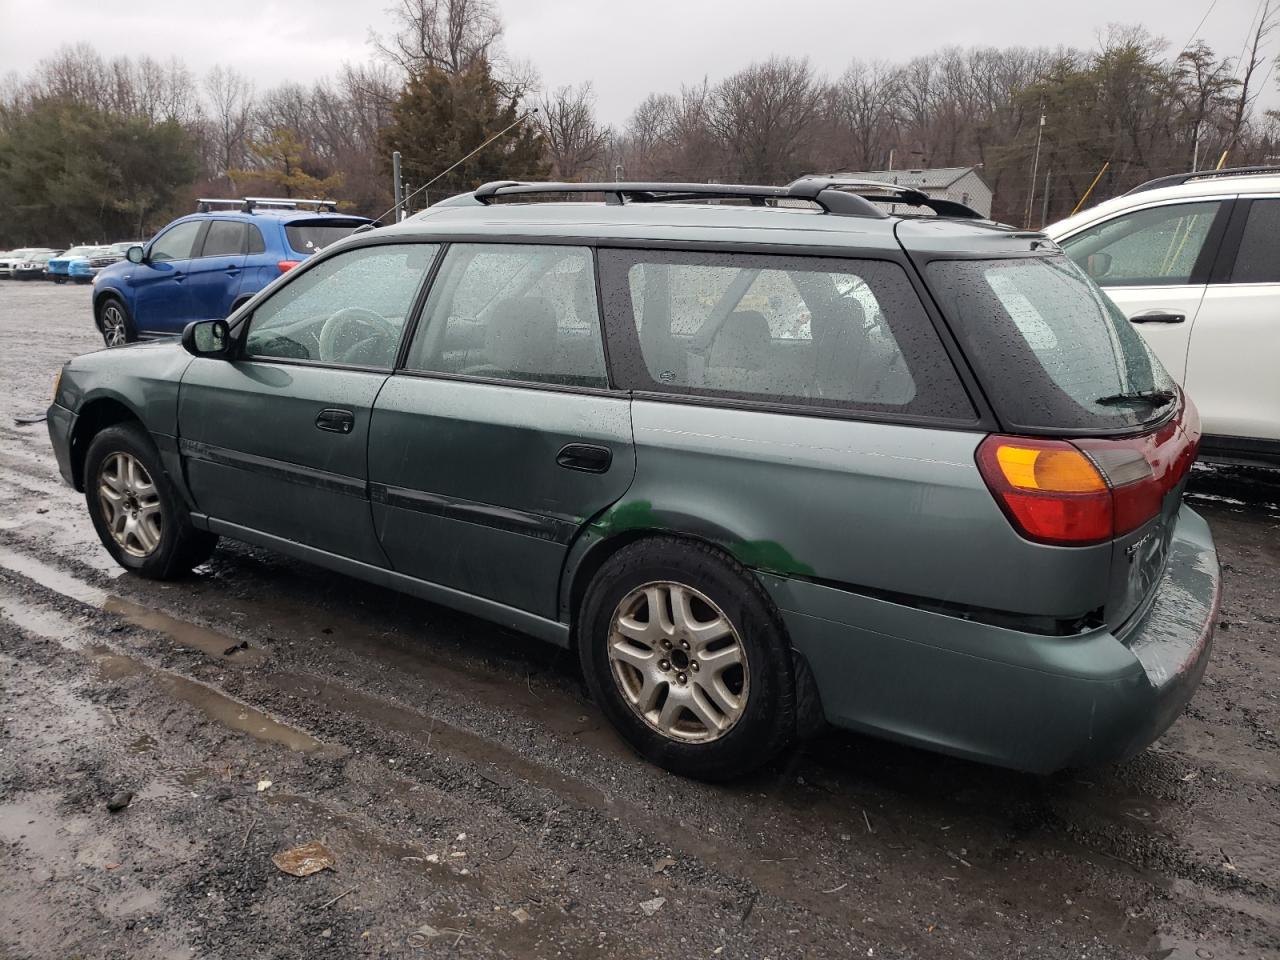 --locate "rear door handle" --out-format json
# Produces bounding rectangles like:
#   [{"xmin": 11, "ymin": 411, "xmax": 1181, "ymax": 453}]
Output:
[
  {"xmin": 172, "ymin": 272, "xmax": 186, "ymax": 283},
  {"xmin": 556, "ymin": 443, "xmax": 612, "ymax": 473},
  {"xmin": 1129, "ymin": 311, "xmax": 1186, "ymax": 324},
  {"xmin": 315, "ymin": 408, "xmax": 354, "ymax": 434}
]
